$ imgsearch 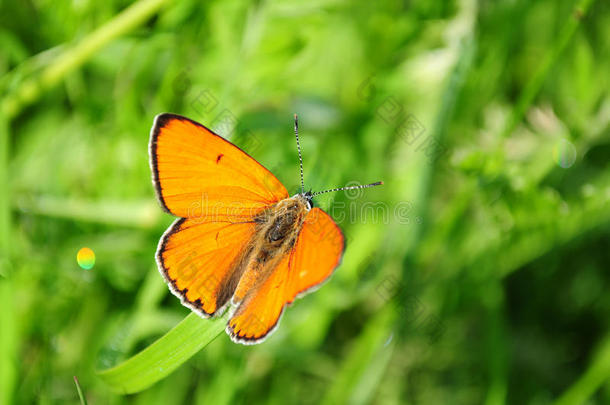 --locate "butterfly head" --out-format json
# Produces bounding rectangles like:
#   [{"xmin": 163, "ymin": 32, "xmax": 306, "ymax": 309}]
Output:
[
  {"xmin": 303, "ymin": 190, "xmax": 314, "ymax": 208},
  {"xmin": 289, "ymin": 190, "xmax": 314, "ymax": 210}
]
